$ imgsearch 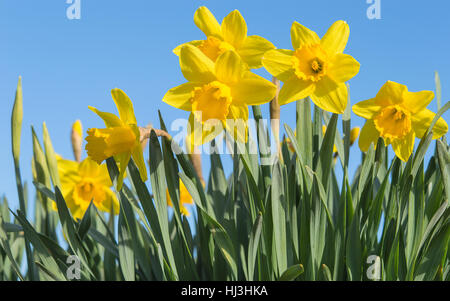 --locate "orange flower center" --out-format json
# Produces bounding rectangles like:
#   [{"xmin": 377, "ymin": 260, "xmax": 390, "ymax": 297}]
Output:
[
  {"xmin": 374, "ymin": 105, "xmax": 412, "ymax": 140},
  {"xmin": 197, "ymin": 36, "xmax": 234, "ymax": 61},
  {"xmin": 292, "ymin": 44, "xmax": 329, "ymax": 82},
  {"xmin": 190, "ymin": 81, "xmax": 232, "ymax": 125},
  {"xmin": 73, "ymin": 180, "xmax": 105, "ymax": 209}
]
